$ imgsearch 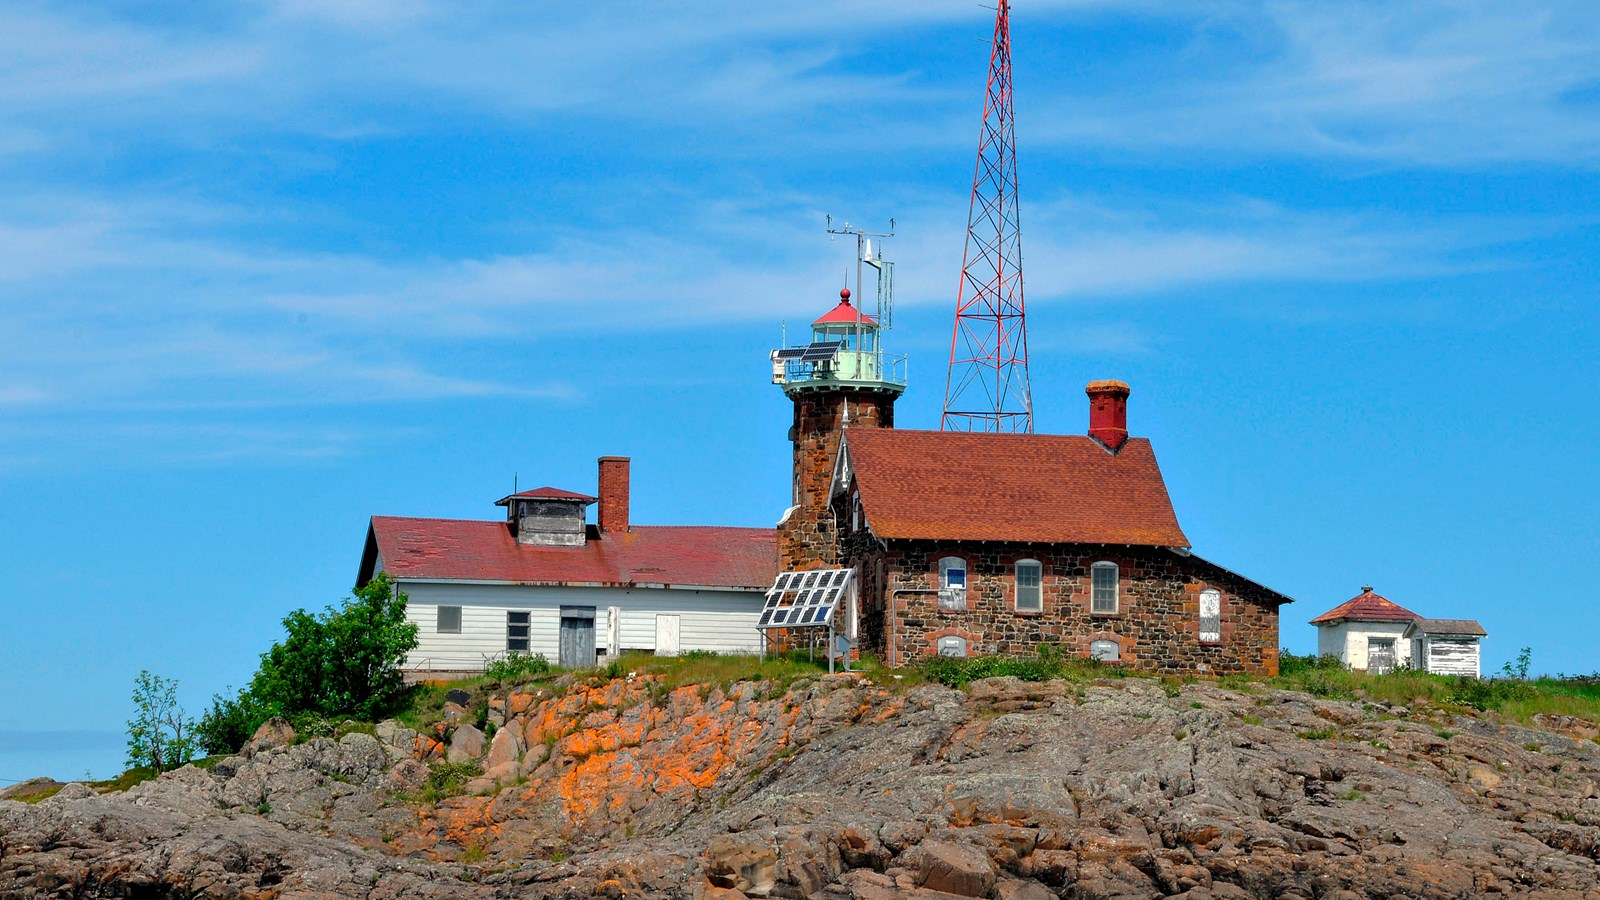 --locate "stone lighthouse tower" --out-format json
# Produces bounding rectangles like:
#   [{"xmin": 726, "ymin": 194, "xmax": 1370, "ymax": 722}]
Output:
[{"xmin": 771, "ymin": 238, "xmax": 906, "ymax": 570}]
